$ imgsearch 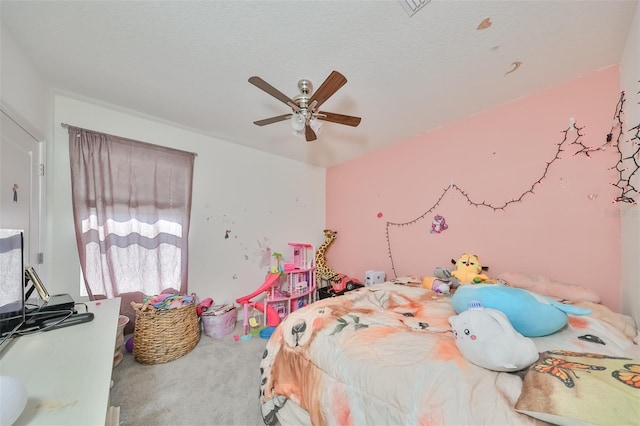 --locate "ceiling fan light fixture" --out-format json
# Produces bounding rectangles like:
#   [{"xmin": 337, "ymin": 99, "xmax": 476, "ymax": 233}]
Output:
[
  {"xmin": 250, "ymin": 70, "xmax": 360, "ymax": 142},
  {"xmin": 310, "ymin": 118, "xmax": 322, "ymax": 134},
  {"xmin": 290, "ymin": 113, "xmax": 305, "ymax": 131}
]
